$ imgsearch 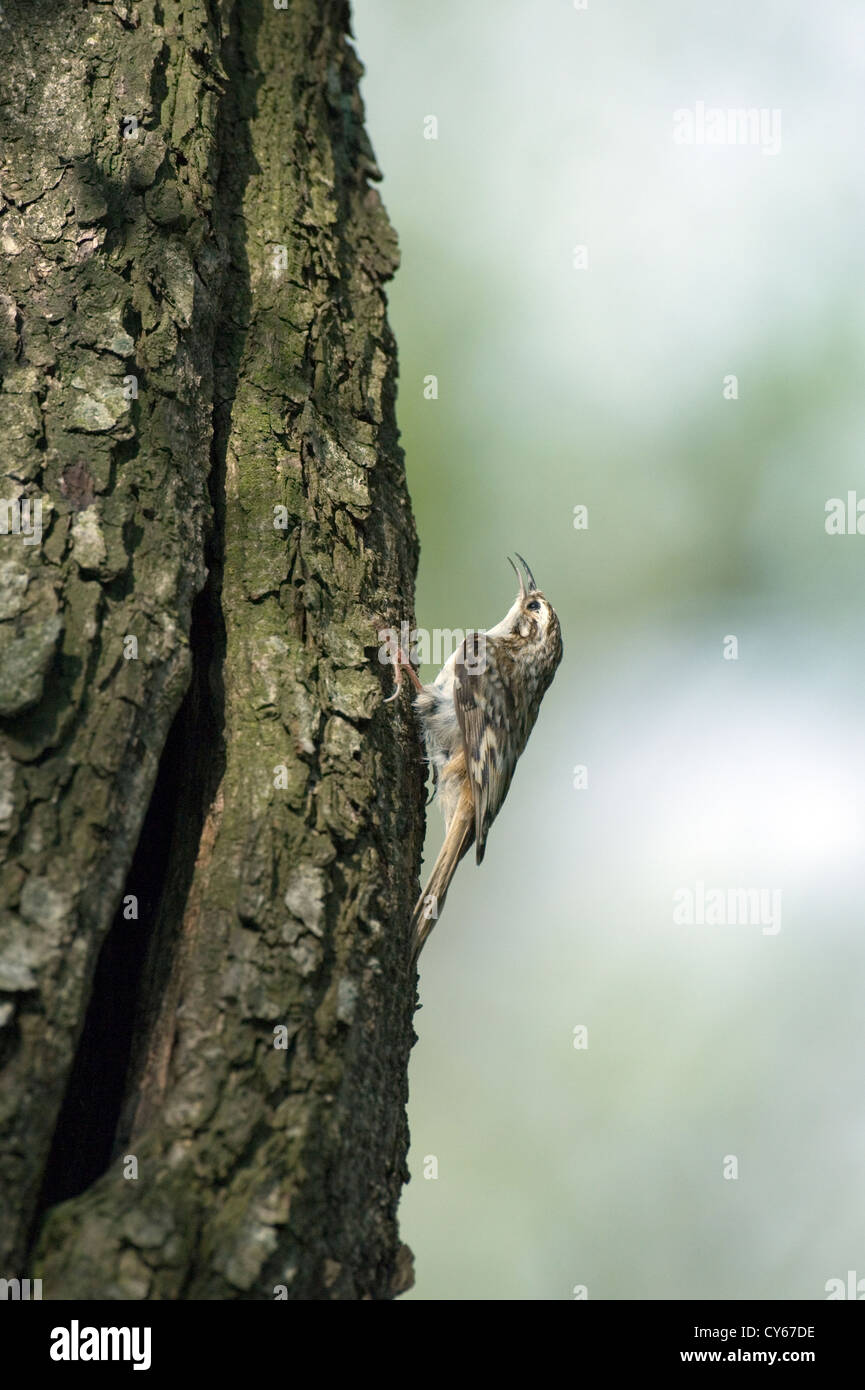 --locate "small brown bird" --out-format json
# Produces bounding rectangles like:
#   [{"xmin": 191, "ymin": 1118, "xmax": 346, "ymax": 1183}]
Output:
[{"xmin": 388, "ymin": 555, "xmax": 563, "ymax": 965}]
